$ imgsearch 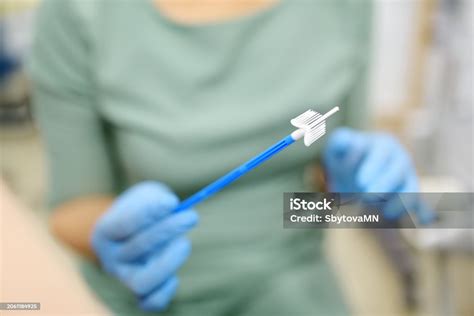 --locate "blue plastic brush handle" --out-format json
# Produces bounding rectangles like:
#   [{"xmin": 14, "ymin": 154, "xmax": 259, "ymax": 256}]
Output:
[{"xmin": 174, "ymin": 135, "xmax": 296, "ymax": 212}]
